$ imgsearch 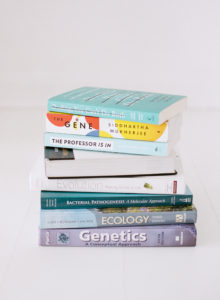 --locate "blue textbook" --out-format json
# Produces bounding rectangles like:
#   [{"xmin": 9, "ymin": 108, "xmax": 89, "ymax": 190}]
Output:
[
  {"xmin": 48, "ymin": 87, "xmax": 187, "ymax": 124},
  {"xmin": 40, "ymin": 206, "xmax": 197, "ymax": 229}
]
